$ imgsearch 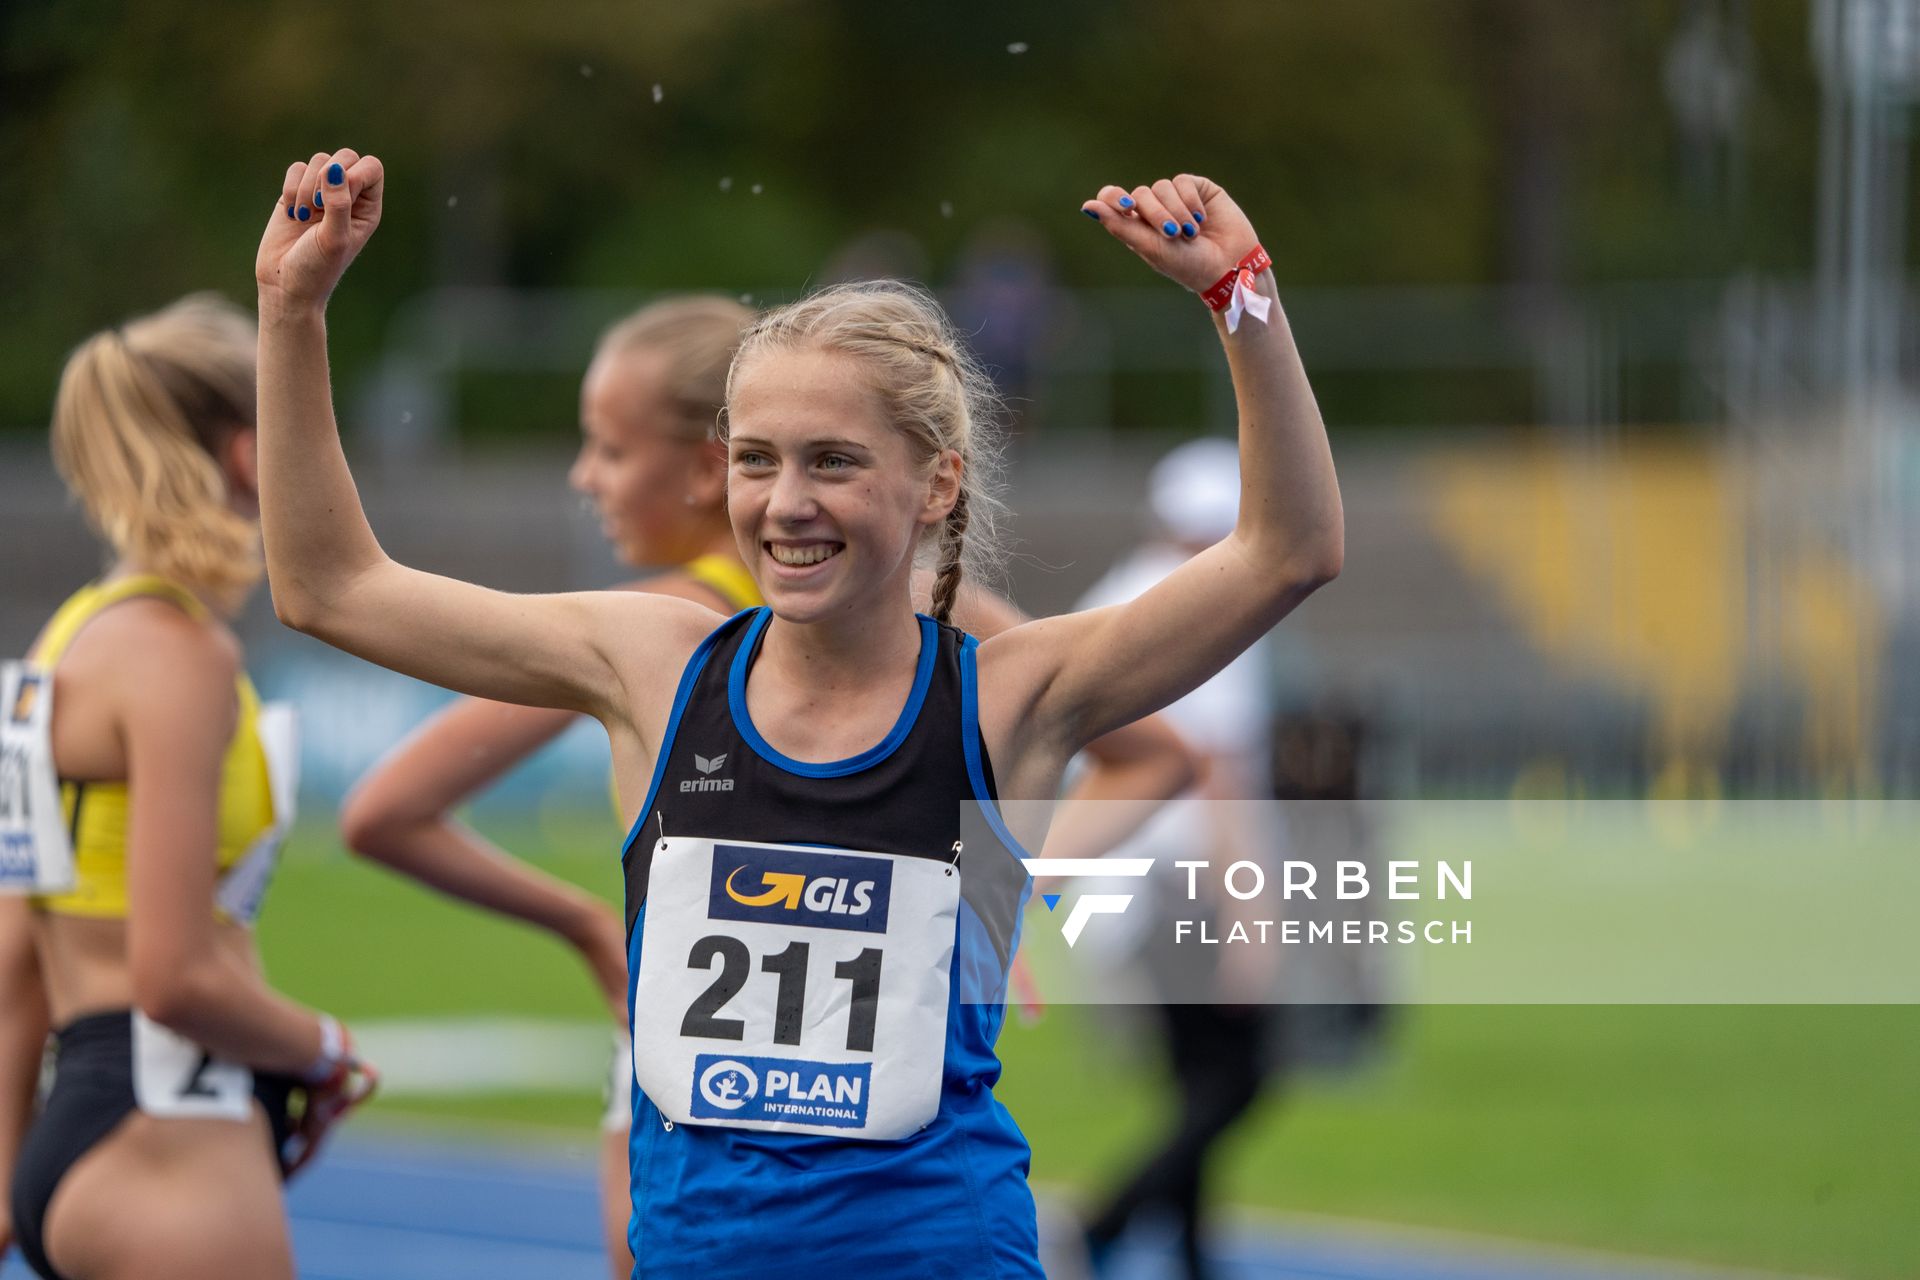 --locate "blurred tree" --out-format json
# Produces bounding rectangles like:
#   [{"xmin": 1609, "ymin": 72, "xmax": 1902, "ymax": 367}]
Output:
[{"xmin": 0, "ymin": 0, "xmax": 1858, "ymax": 434}]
